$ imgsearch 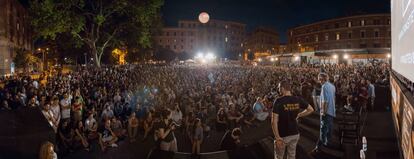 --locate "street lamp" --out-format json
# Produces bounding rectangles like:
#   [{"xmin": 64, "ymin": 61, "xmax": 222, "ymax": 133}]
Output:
[{"xmin": 387, "ymin": 53, "xmax": 391, "ymax": 58}]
